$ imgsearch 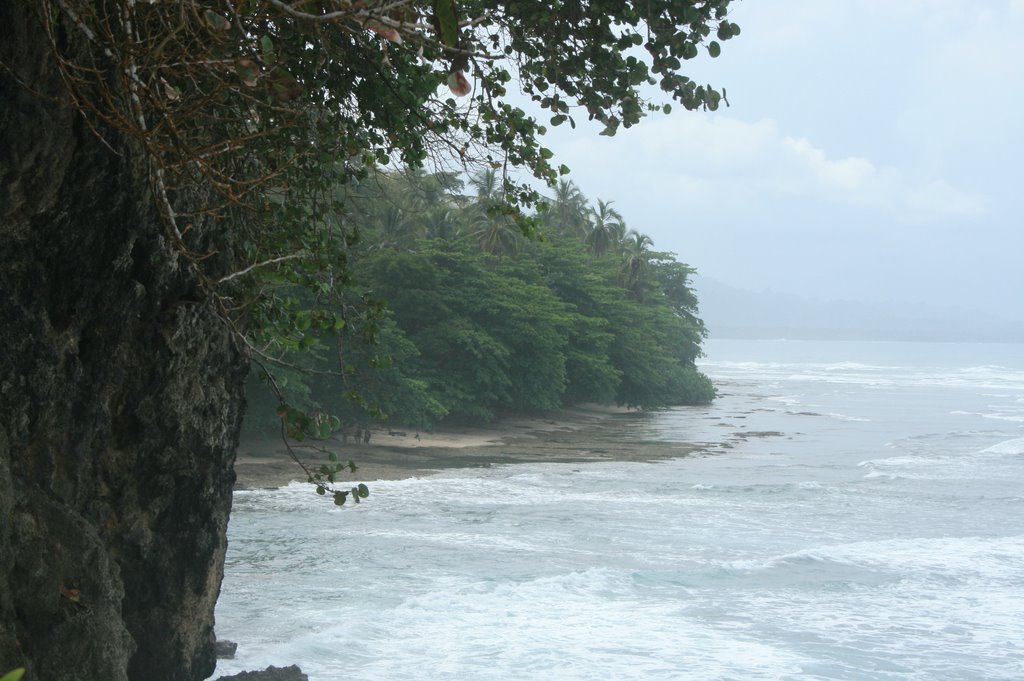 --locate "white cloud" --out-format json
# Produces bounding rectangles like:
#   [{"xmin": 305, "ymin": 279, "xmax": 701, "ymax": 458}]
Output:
[
  {"xmin": 557, "ymin": 114, "xmax": 986, "ymax": 225},
  {"xmin": 905, "ymin": 179, "xmax": 988, "ymax": 219},
  {"xmin": 782, "ymin": 137, "xmax": 875, "ymax": 193},
  {"xmin": 536, "ymin": 0, "xmax": 1019, "ymax": 314}
]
